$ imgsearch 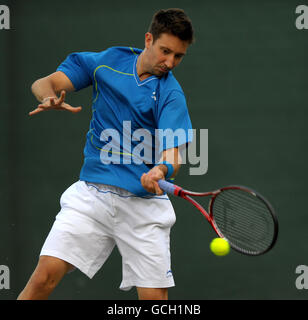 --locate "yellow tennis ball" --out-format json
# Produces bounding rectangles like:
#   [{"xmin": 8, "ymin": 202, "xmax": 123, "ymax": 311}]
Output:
[{"xmin": 210, "ymin": 238, "xmax": 230, "ymax": 256}]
